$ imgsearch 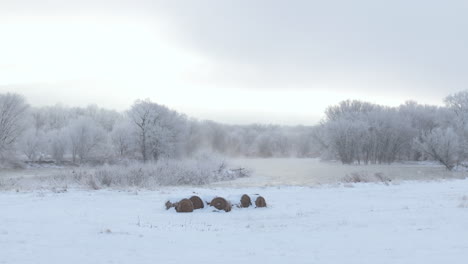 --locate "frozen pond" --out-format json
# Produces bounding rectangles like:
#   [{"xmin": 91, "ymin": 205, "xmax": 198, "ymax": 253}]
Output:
[
  {"xmin": 1, "ymin": 159, "xmax": 467, "ymax": 189},
  {"xmin": 216, "ymin": 158, "xmax": 468, "ymax": 187}
]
